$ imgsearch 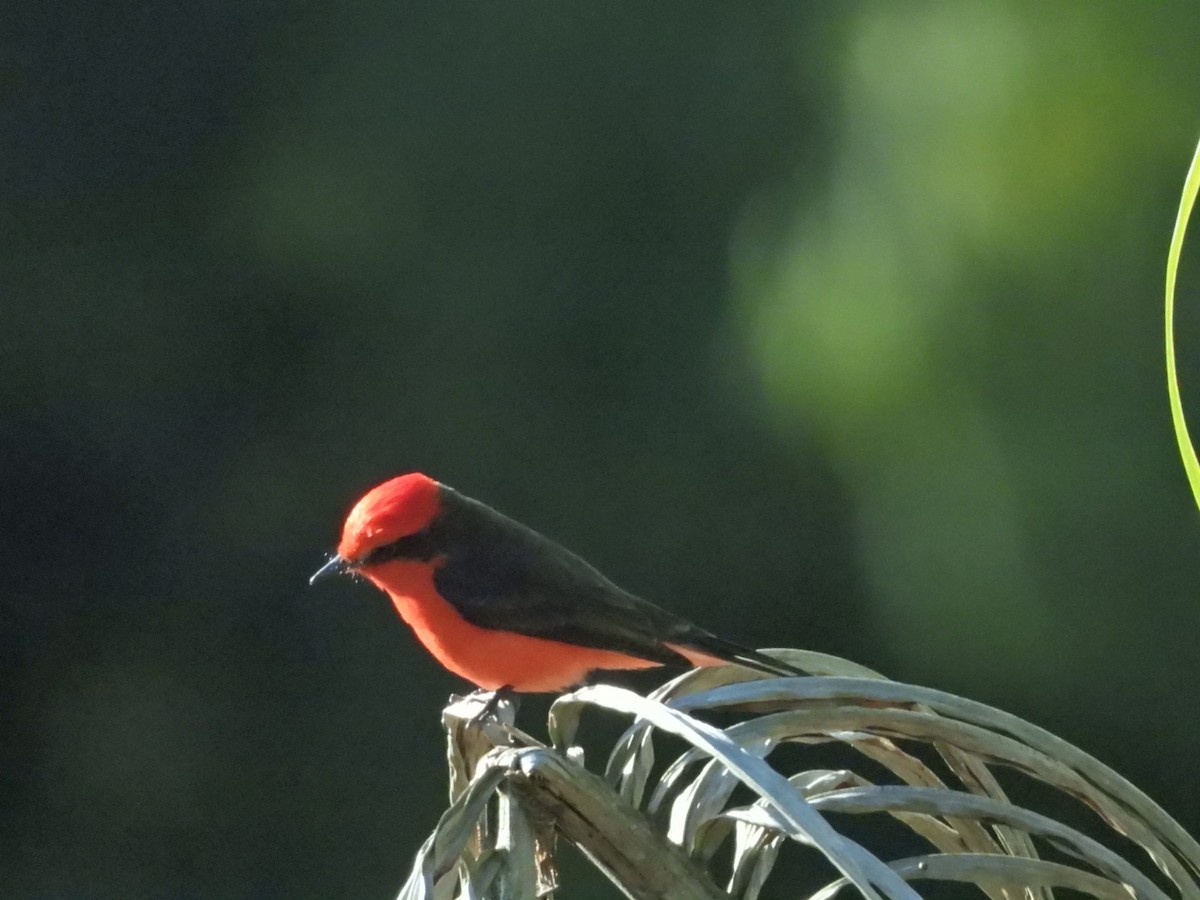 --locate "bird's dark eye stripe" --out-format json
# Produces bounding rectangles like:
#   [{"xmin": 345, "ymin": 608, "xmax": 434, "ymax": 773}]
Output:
[{"xmin": 363, "ymin": 529, "xmax": 438, "ymax": 565}]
